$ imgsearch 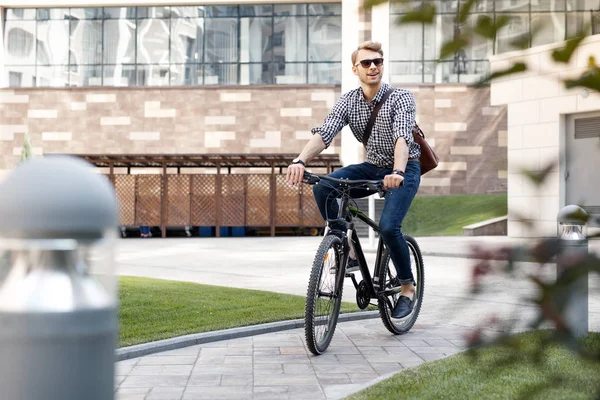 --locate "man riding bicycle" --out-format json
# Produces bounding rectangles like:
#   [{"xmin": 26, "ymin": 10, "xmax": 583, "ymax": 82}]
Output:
[{"xmin": 286, "ymin": 41, "xmax": 421, "ymax": 319}]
